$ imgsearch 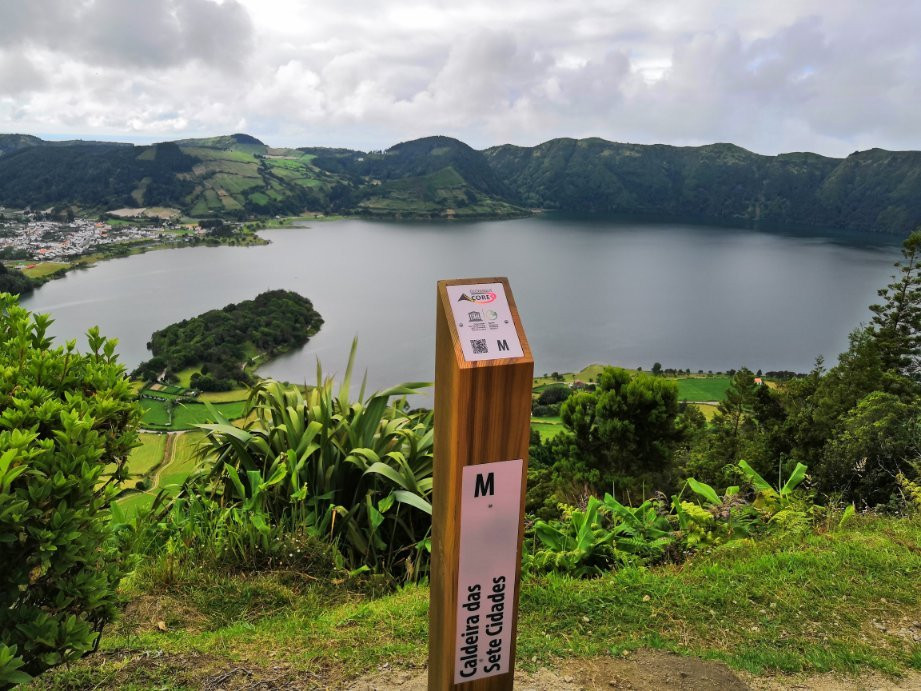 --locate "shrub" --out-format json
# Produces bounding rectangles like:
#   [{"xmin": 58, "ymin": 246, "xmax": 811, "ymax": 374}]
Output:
[
  {"xmin": 526, "ymin": 494, "xmax": 674, "ymax": 577},
  {"xmin": 142, "ymin": 341, "xmax": 435, "ymax": 583},
  {"xmin": 537, "ymin": 385, "xmax": 571, "ymax": 406},
  {"xmin": 0, "ymin": 293, "xmax": 140, "ymax": 681}
]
